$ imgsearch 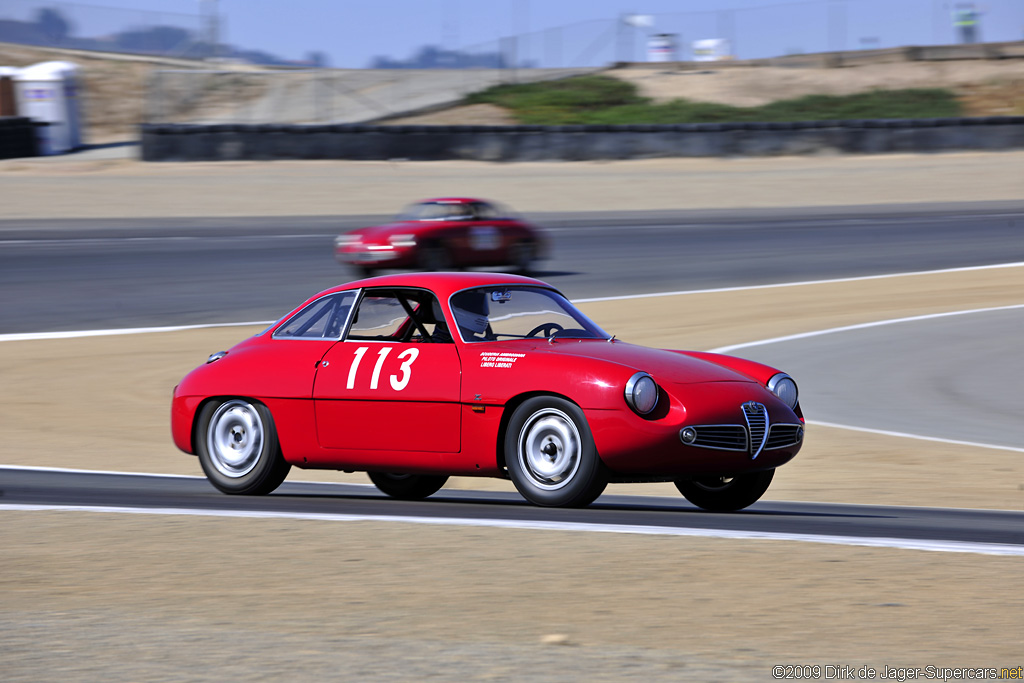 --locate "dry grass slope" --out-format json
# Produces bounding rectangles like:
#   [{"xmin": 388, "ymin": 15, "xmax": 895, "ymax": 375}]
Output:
[{"xmin": 4, "ymin": 41, "xmax": 1024, "ymax": 140}]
